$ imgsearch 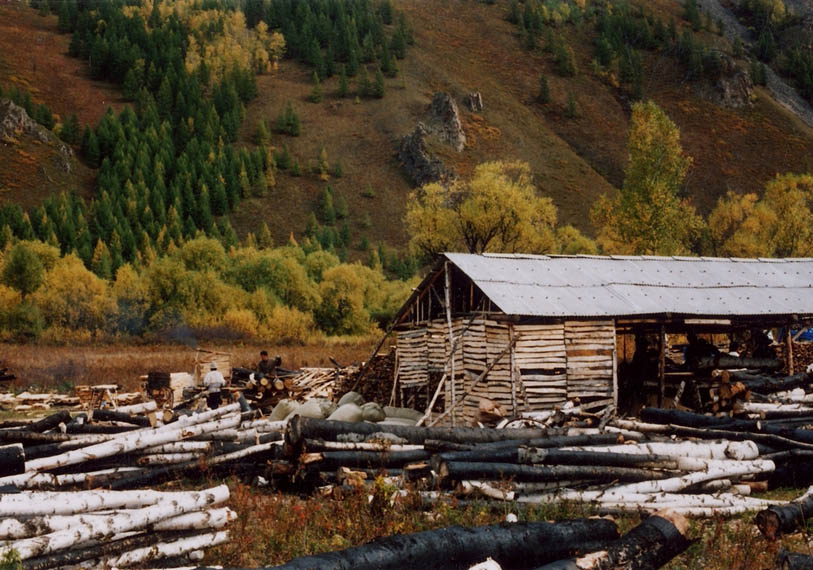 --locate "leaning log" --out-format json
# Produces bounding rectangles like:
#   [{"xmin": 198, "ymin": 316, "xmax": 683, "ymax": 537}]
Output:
[
  {"xmin": 263, "ymin": 519, "xmax": 619, "ymax": 570},
  {"xmin": 775, "ymin": 550, "xmax": 813, "ymax": 570},
  {"xmin": 0, "ymin": 444, "xmax": 25, "ymax": 477},
  {"xmin": 533, "ymin": 510, "xmax": 691, "ymax": 570},
  {"xmin": 102, "ymin": 530, "xmax": 229, "ymax": 568},
  {"xmin": 755, "ymin": 492, "xmax": 813, "ymax": 539},
  {"xmin": 438, "ymin": 462, "xmax": 670, "ymax": 485}
]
